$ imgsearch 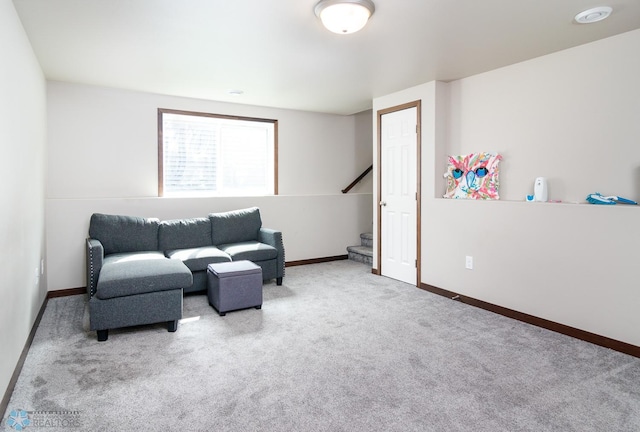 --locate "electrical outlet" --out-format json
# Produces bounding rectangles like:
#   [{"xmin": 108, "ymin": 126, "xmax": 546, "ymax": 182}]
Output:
[
  {"xmin": 465, "ymin": 256, "xmax": 473, "ymax": 270},
  {"xmin": 41, "ymin": 259, "xmax": 45, "ymax": 275}
]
